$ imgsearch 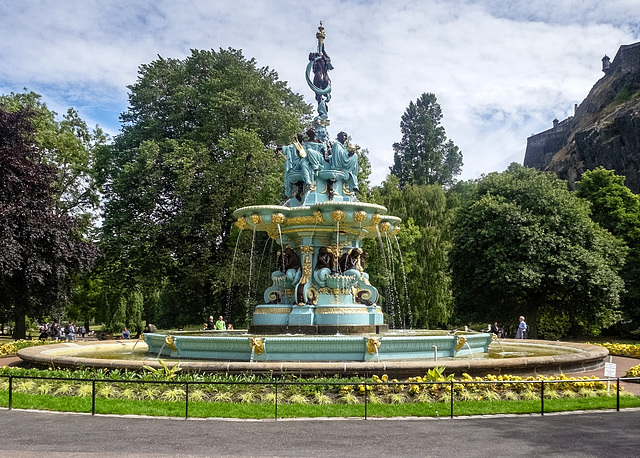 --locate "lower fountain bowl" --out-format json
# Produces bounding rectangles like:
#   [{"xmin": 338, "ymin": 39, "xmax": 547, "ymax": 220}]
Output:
[{"xmin": 17, "ymin": 338, "xmax": 609, "ymax": 378}]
